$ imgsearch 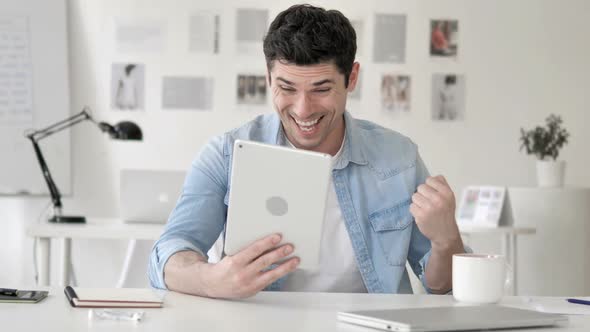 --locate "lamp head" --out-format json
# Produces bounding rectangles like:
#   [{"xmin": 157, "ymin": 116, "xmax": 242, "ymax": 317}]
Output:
[{"xmin": 98, "ymin": 121, "xmax": 142, "ymax": 140}]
